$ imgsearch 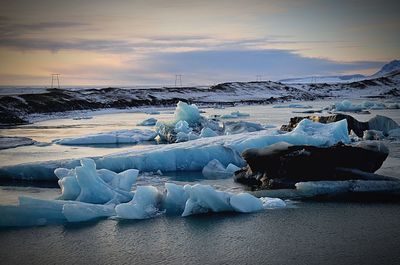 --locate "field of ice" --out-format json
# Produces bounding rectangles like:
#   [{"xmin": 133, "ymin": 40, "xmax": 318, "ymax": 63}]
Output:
[{"xmin": 0, "ymin": 99, "xmax": 399, "ymax": 228}]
